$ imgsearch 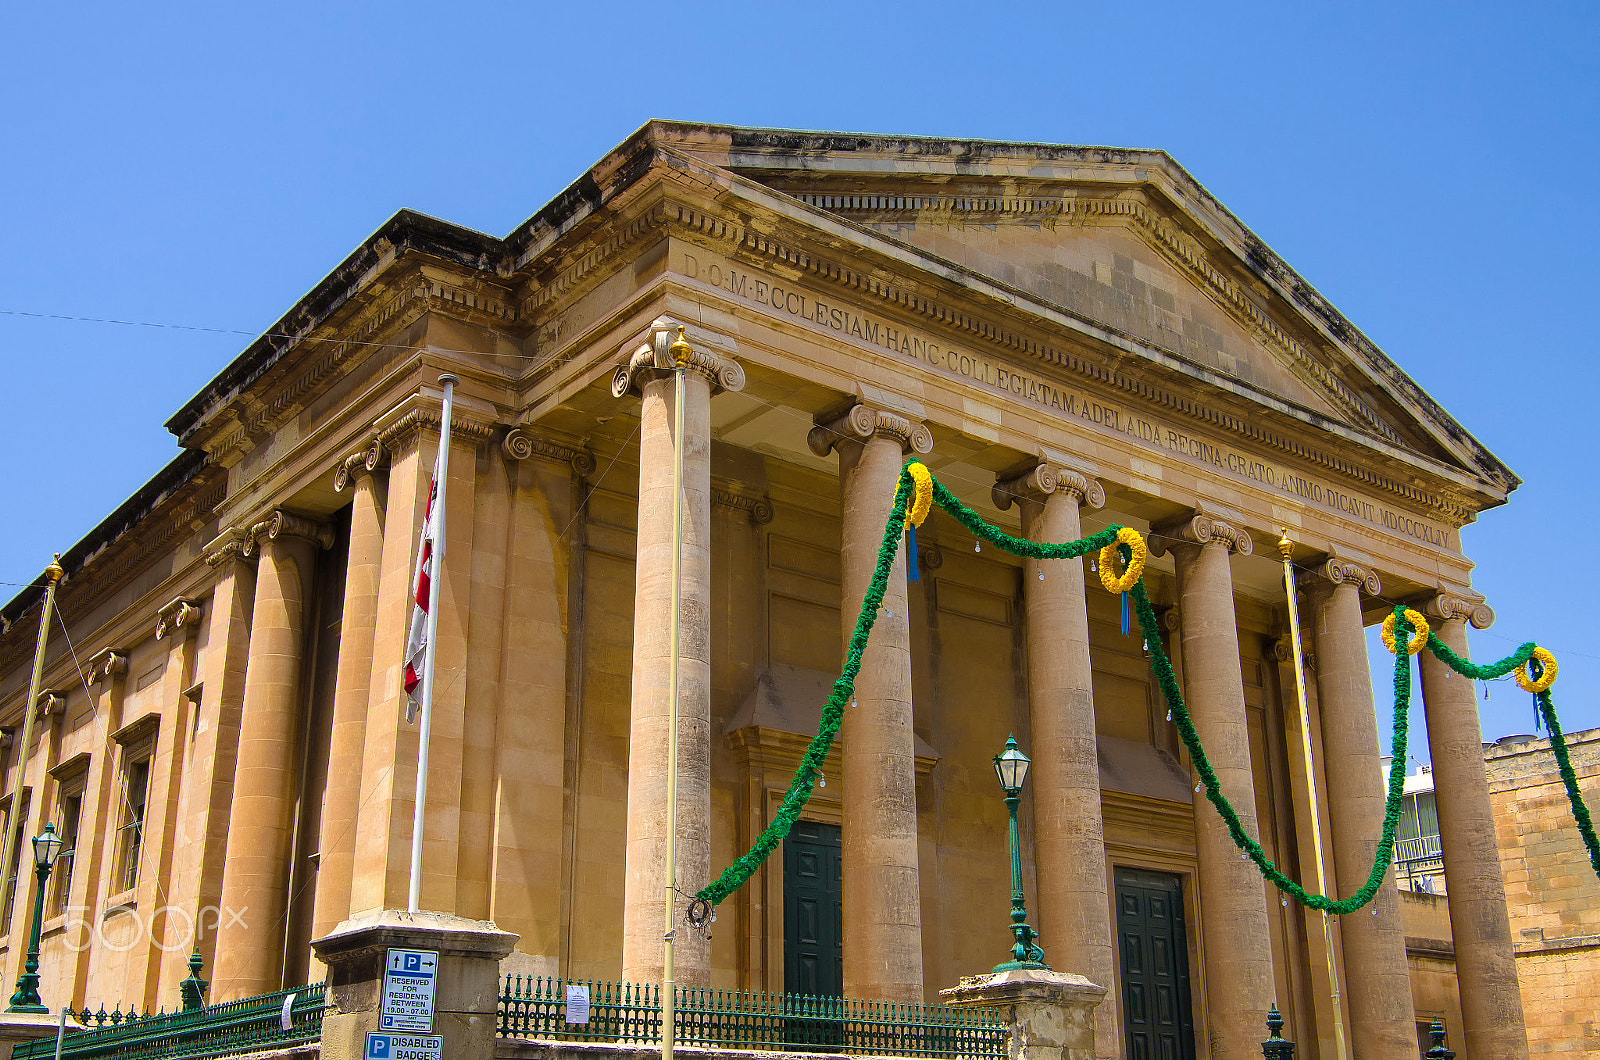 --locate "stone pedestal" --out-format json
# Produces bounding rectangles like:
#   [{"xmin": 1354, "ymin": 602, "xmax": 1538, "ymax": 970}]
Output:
[
  {"xmin": 941, "ymin": 968, "xmax": 1106, "ymax": 1060},
  {"xmin": 312, "ymin": 910, "xmax": 517, "ymax": 1060},
  {"xmin": 0, "ymin": 1011, "xmax": 78, "ymax": 1060}
]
